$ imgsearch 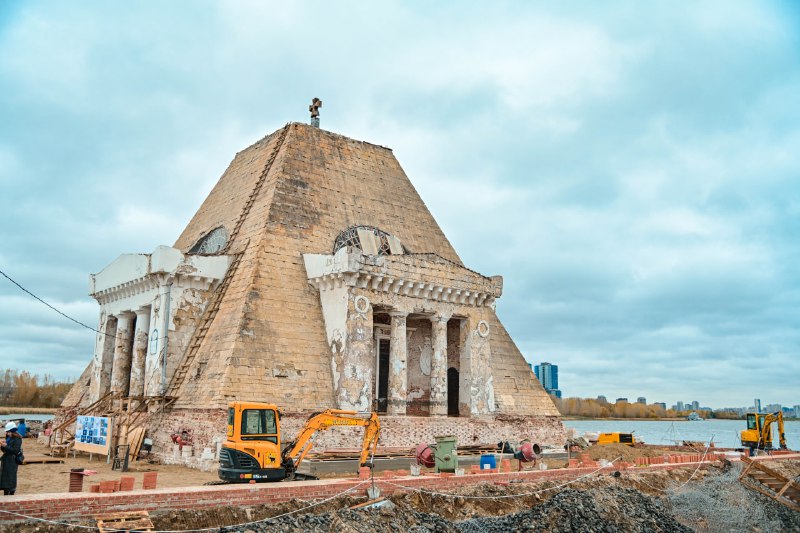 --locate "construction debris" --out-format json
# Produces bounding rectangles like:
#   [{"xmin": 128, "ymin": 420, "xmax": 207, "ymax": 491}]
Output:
[
  {"xmin": 95, "ymin": 511, "xmax": 154, "ymax": 532},
  {"xmin": 738, "ymin": 456, "xmax": 800, "ymax": 511}
]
